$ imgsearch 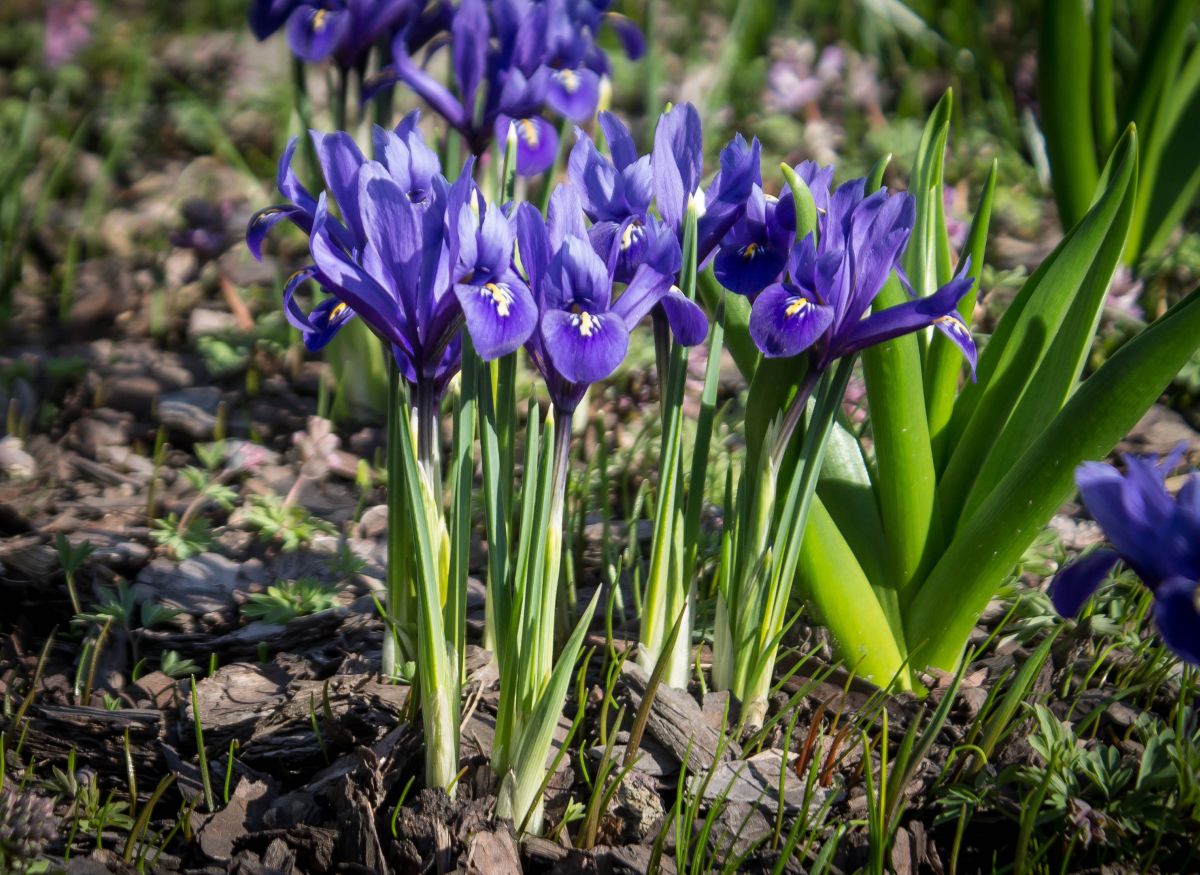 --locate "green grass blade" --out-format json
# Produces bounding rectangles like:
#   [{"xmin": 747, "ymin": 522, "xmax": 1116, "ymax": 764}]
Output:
[
  {"xmin": 906, "ymin": 284, "xmax": 1200, "ymax": 673},
  {"xmin": 1090, "ymin": 0, "xmax": 1117, "ymax": 152},
  {"xmin": 699, "ymin": 270, "xmax": 759, "ymax": 380}
]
